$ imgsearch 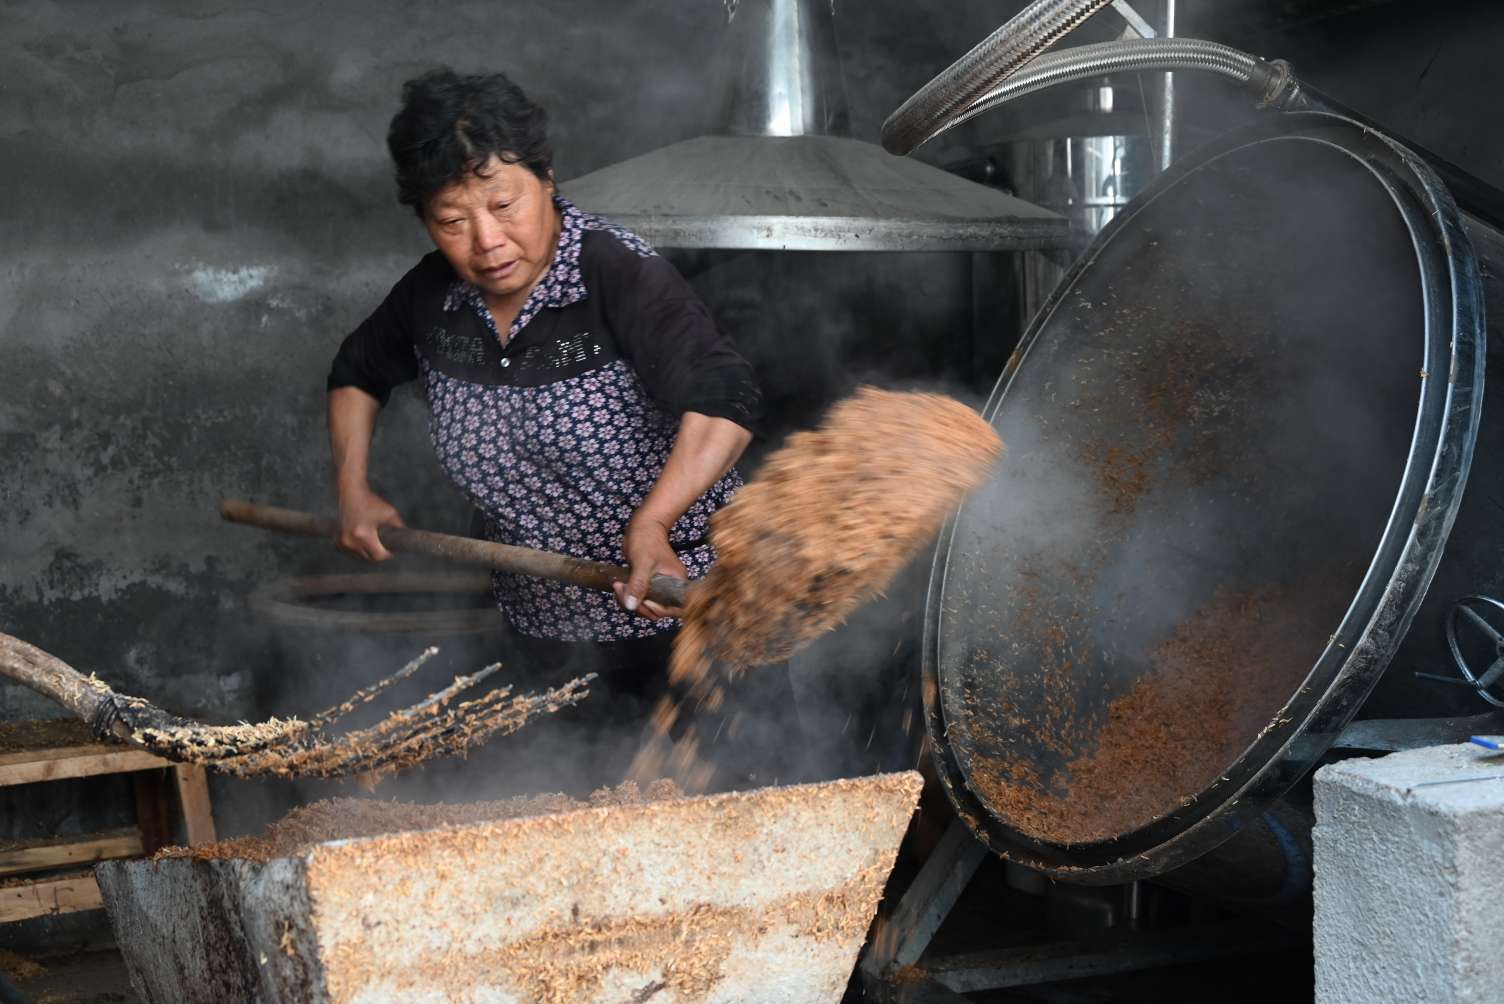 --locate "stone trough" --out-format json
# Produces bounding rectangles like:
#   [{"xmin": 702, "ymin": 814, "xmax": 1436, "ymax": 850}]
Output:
[{"xmin": 96, "ymin": 772, "xmax": 922, "ymax": 1003}]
